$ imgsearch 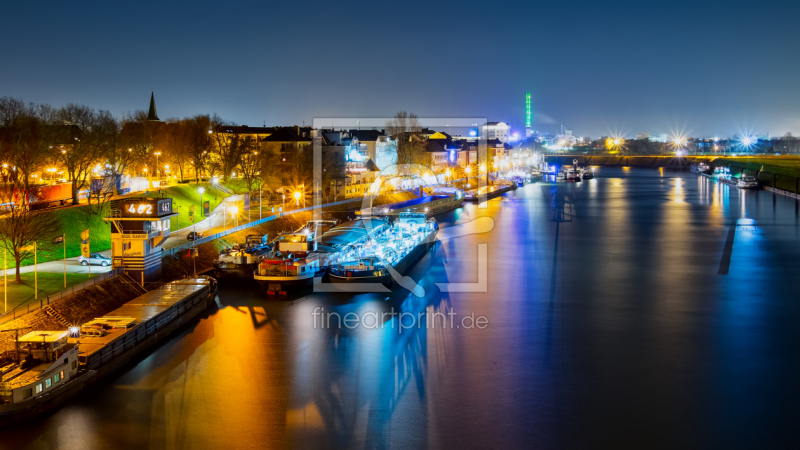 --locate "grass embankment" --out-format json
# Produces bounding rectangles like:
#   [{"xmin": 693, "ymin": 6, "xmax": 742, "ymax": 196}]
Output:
[
  {"xmin": 715, "ymin": 156, "xmax": 800, "ymax": 178},
  {"xmin": 133, "ymin": 183, "xmax": 229, "ymax": 231},
  {"xmin": 1, "ymin": 272, "xmax": 101, "ymax": 313},
  {"xmin": 2, "ymin": 204, "xmax": 111, "ymax": 269},
  {"xmin": 547, "ymin": 155, "xmax": 716, "ymax": 168},
  {"xmin": 714, "ymin": 156, "xmax": 800, "ymax": 192}
]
